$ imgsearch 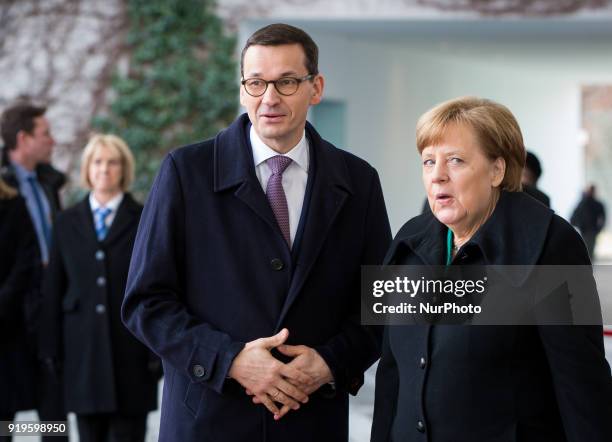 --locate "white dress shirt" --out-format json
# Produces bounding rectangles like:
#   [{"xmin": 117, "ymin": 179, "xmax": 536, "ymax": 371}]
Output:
[
  {"xmin": 89, "ymin": 192, "xmax": 124, "ymax": 230},
  {"xmin": 250, "ymin": 126, "xmax": 309, "ymax": 247}
]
